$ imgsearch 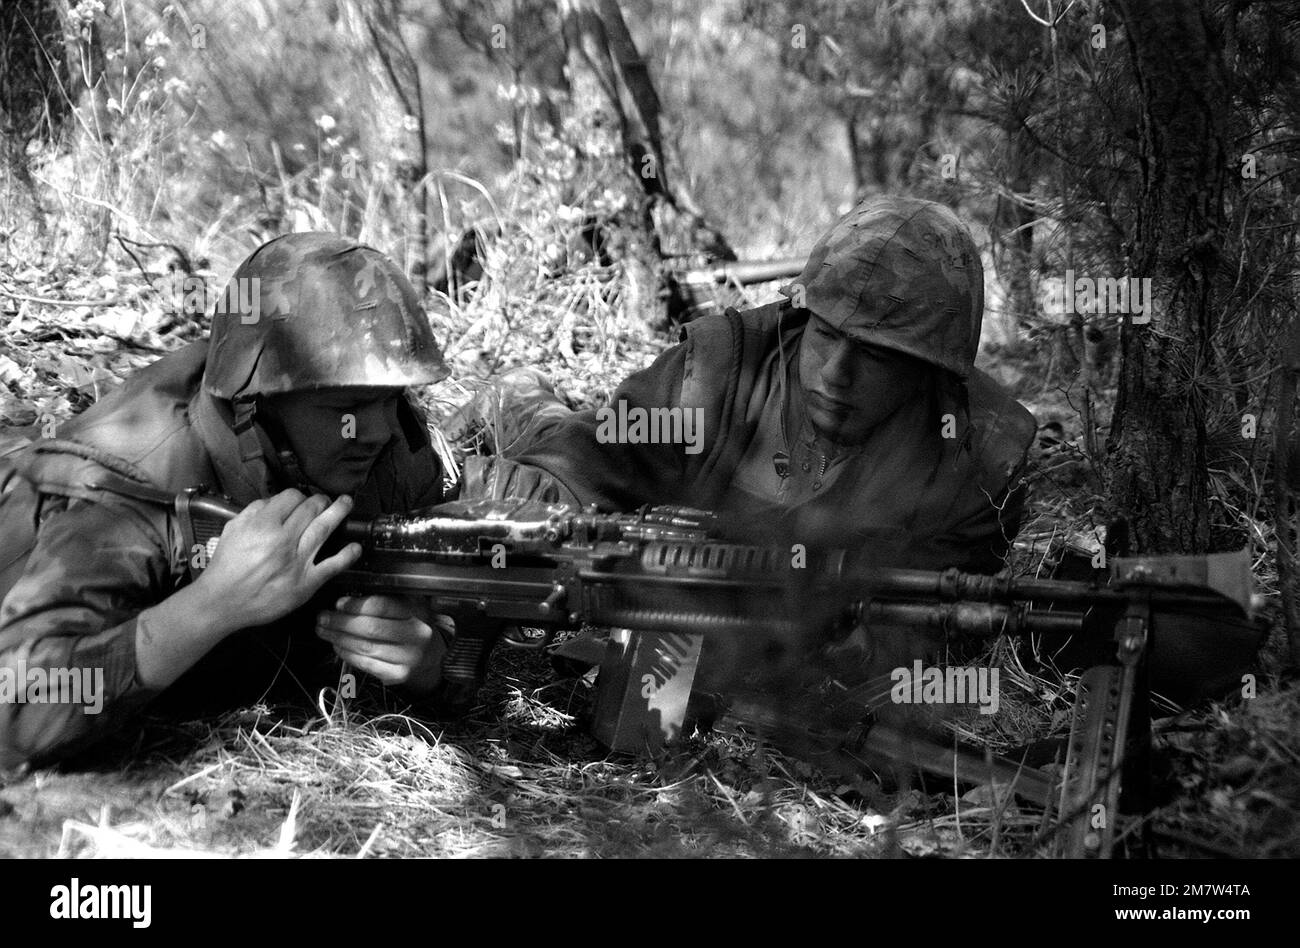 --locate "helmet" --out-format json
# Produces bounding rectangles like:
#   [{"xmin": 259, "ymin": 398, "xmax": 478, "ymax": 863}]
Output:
[
  {"xmin": 203, "ymin": 232, "xmax": 449, "ymax": 400},
  {"xmin": 780, "ymin": 197, "xmax": 982, "ymax": 379}
]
